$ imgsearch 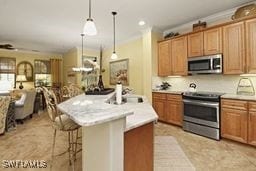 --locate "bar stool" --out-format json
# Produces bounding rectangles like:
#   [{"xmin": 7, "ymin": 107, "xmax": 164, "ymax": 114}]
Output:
[{"xmin": 41, "ymin": 87, "xmax": 81, "ymax": 170}]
